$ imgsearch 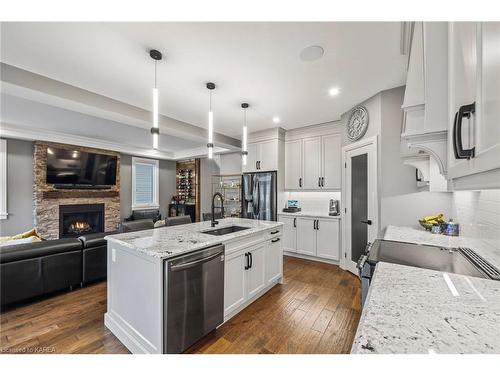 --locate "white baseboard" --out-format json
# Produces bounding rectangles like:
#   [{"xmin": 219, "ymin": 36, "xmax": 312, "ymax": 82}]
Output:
[
  {"xmin": 284, "ymin": 251, "xmax": 340, "ymax": 266},
  {"xmin": 104, "ymin": 313, "xmax": 156, "ymax": 354}
]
